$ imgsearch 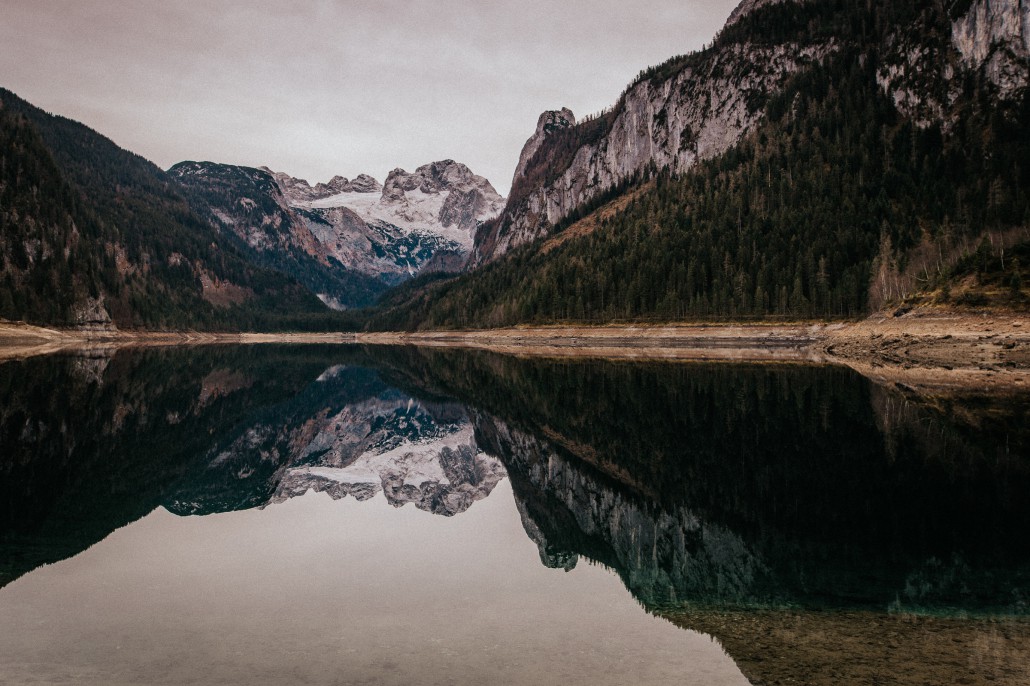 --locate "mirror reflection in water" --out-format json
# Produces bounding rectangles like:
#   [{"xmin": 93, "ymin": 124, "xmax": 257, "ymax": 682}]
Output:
[{"xmin": 0, "ymin": 345, "xmax": 1027, "ymax": 685}]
